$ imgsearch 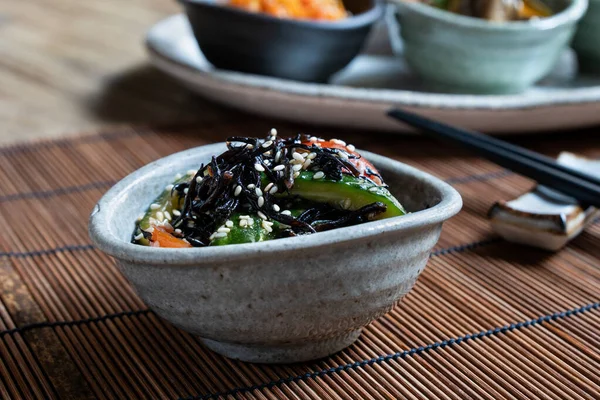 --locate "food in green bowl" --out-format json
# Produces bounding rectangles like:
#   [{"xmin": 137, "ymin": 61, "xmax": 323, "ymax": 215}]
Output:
[
  {"xmin": 132, "ymin": 131, "xmax": 405, "ymax": 248},
  {"xmin": 421, "ymin": 0, "xmax": 553, "ymax": 21}
]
